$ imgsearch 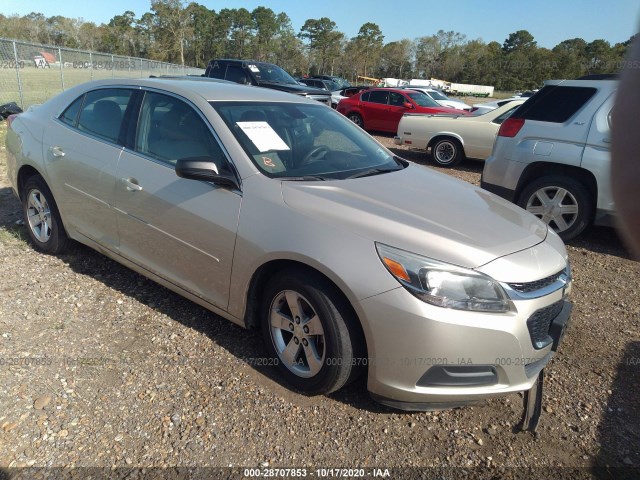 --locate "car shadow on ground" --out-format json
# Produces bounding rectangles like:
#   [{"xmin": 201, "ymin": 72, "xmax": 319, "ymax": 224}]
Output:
[
  {"xmin": 566, "ymin": 225, "xmax": 634, "ymax": 261},
  {"xmin": 594, "ymin": 341, "xmax": 640, "ymax": 479},
  {"xmin": 46, "ymin": 236, "xmax": 391, "ymax": 413}
]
